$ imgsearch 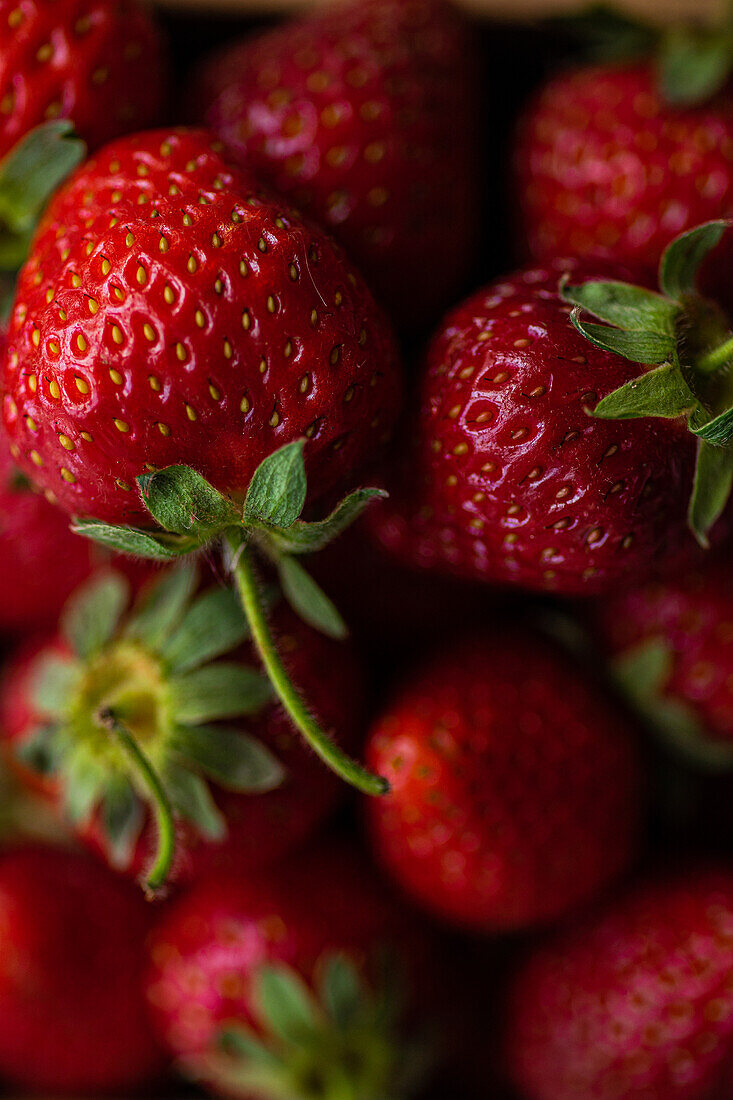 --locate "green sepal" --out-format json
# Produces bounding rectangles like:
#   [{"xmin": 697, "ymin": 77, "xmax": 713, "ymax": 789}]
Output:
[
  {"xmin": 591, "ymin": 360, "xmax": 697, "ymax": 421},
  {"xmin": 125, "ymin": 564, "xmax": 198, "ymax": 649},
  {"xmin": 61, "ymin": 571, "xmax": 130, "ymax": 659},
  {"xmin": 0, "ymin": 122, "xmax": 86, "ymax": 269},
  {"xmin": 218, "ymin": 1027, "xmax": 285, "ymax": 1068},
  {"xmin": 101, "ymin": 777, "xmax": 145, "ymax": 869},
  {"xmin": 255, "ymin": 965, "xmax": 322, "ymax": 1043},
  {"xmin": 161, "ymin": 587, "xmax": 250, "ymax": 674},
  {"xmin": 561, "ymin": 278, "xmax": 680, "ymax": 334},
  {"xmin": 263, "ymin": 488, "xmax": 387, "ymax": 556},
  {"xmin": 244, "ymin": 440, "xmax": 307, "ymax": 529},
  {"xmin": 172, "ymin": 724, "xmax": 284, "ymax": 793},
  {"xmin": 657, "ymin": 27, "xmax": 733, "ymax": 107},
  {"xmin": 277, "ymin": 556, "xmax": 348, "ymax": 640},
  {"xmin": 171, "ymin": 664, "xmax": 272, "ymax": 723},
  {"xmin": 659, "ymin": 220, "xmax": 730, "ymax": 298},
  {"xmin": 137, "ymin": 466, "xmax": 241, "ymax": 544},
  {"xmin": 164, "ymin": 763, "xmax": 226, "ymax": 840},
  {"xmin": 15, "ymin": 724, "xmax": 62, "ymax": 777},
  {"xmin": 688, "ymin": 440, "xmax": 733, "ymax": 546},
  {"xmin": 71, "ymin": 517, "xmax": 197, "ymax": 561},
  {"xmin": 552, "ymin": 4, "xmax": 656, "ymax": 63},
  {"xmin": 614, "ymin": 638, "xmax": 733, "ymax": 769},
  {"xmin": 318, "ymin": 954, "xmax": 364, "ymax": 1028},
  {"xmin": 30, "ymin": 654, "xmax": 81, "ymax": 718},
  {"xmin": 569, "ymin": 309, "xmax": 676, "ymax": 364},
  {"xmin": 60, "ymin": 753, "xmax": 108, "ymax": 825}
]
